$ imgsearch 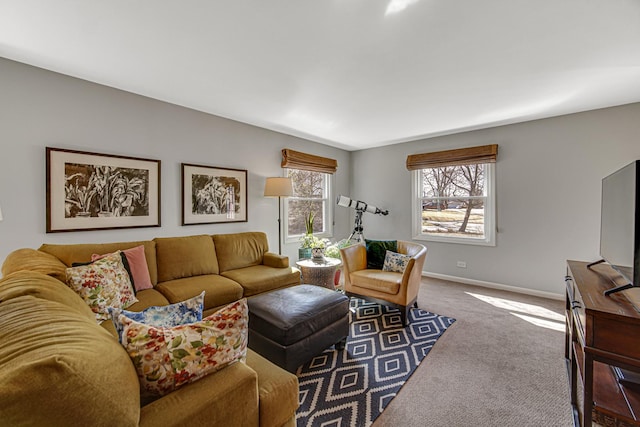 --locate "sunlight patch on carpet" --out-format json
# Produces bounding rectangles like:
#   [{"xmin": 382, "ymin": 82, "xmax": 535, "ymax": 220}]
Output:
[{"xmin": 465, "ymin": 291, "xmax": 564, "ymax": 332}]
